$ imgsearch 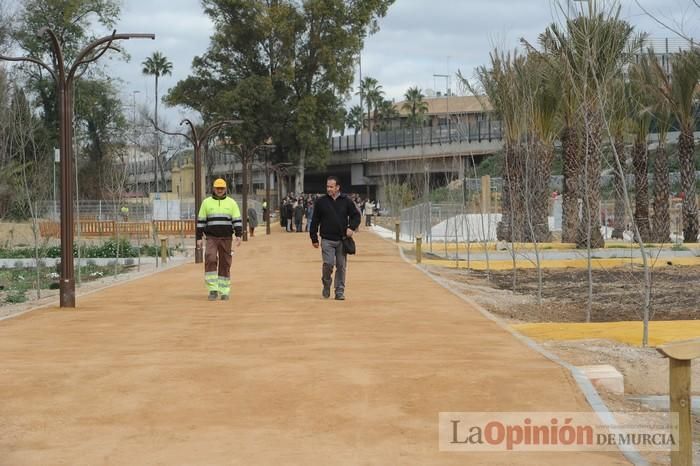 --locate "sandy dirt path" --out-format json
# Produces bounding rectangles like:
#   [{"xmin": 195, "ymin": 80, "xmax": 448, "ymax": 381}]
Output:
[{"xmin": 0, "ymin": 229, "xmax": 629, "ymax": 465}]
